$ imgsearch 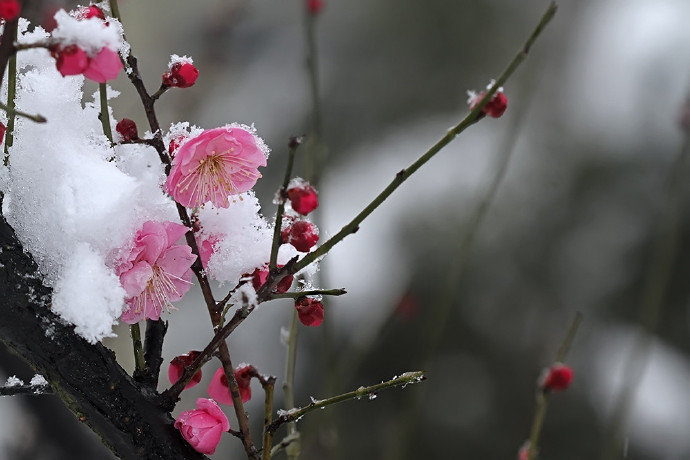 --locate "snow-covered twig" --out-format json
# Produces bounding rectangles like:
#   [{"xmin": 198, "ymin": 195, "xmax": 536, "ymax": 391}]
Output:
[{"xmin": 0, "ymin": 375, "xmax": 51, "ymax": 396}]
